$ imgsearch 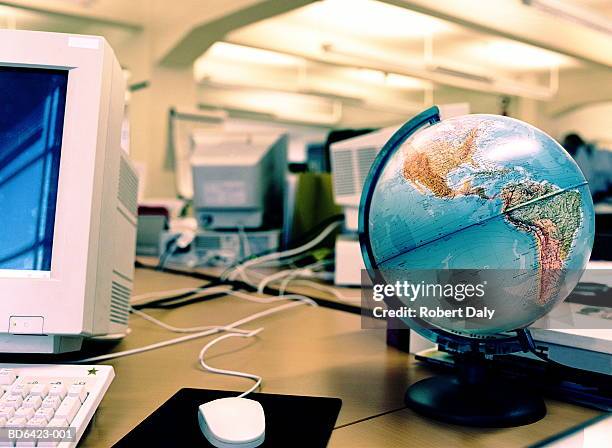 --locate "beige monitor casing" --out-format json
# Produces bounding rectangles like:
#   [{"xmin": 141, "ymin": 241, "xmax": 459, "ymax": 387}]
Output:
[{"xmin": 0, "ymin": 30, "xmax": 137, "ymax": 353}]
